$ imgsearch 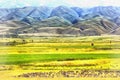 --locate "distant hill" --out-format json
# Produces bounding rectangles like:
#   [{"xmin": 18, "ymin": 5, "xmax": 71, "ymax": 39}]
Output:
[
  {"xmin": 73, "ymin": 17, "xmax": 119, "ymax": 36},
  {"xmin": 71, "ymin": 7, "xmax": 84, "ymax": 17},
  {"xmin": 113, "ymin": 17, "xmax": 120, "ymax": 26},
  {"xmin": 0, "ymin": 6, "xmax": 120, "ymax": 37},
  {"xmin": 0, "ymin": 6, "xmax": 52, "ymax": 23},
  {"xmin": 32, "ymin": 16, "xmax": 72, "ymax": 27},
  {"xmin": 50, "ymin": 6, "xmax": 79, "ymax": 23},
  {"xmin": 83, "ymin": 6, "xmax": 120, "ymax": 20}
]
